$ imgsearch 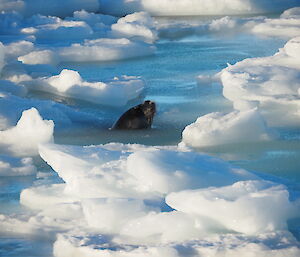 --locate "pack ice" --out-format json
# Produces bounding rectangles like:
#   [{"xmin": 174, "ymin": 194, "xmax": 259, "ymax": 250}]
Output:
[
  {"xmin": 182, "ymin": 9, "xmax": 300, "ymax": 148},
  {"xmin": 3, "ymin": 141, "xmax": 295, "ymax": 257},
  {"xmin": 0, "ymin": 2, "xmax": 300, "ymax": 257}
]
